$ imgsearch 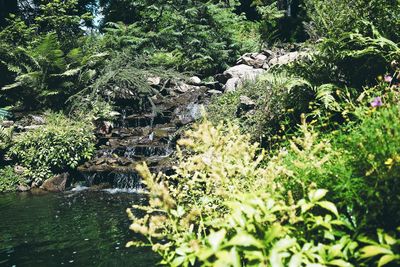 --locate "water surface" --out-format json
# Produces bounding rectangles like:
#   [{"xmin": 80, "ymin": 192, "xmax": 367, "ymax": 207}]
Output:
[{"xmin": 0, "ymin": 190, "xmax": 158, "ymax": 267}]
